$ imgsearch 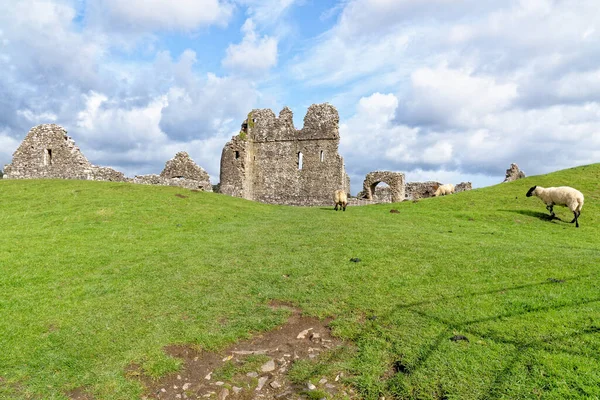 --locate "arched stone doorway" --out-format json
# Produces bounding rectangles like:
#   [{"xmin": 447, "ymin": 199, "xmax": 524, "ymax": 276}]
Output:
[{"xmin": 361, "ymin": 171, "xmax": 405, "ymax": 203}]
